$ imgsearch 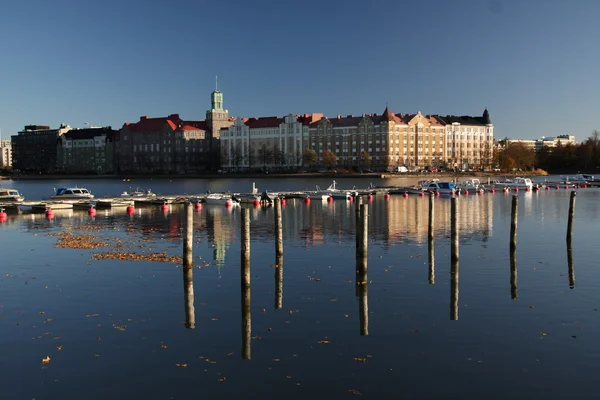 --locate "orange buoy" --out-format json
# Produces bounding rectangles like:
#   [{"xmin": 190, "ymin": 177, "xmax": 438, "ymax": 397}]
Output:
[
  {"xmin": 225, "ymin": 200, "xmax": 232, "ymax": 207},
  {"xmin": 463, "ymin": 190, "xmax": 469, "ymax": 195}
]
